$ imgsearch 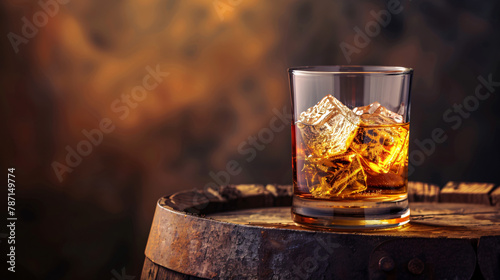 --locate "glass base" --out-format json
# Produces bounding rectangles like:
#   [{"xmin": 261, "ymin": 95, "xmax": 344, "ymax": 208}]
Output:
[{"xmin": 292, "ymin": 195, "xmax": 410, "ymax": 229}]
